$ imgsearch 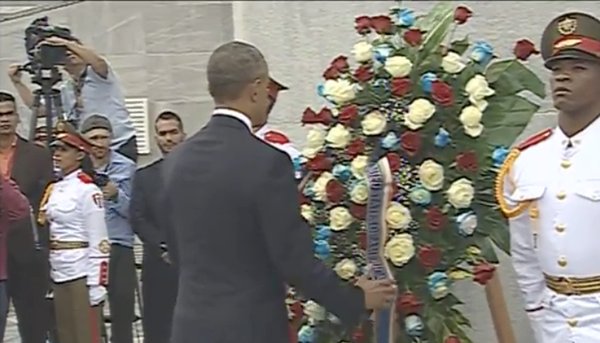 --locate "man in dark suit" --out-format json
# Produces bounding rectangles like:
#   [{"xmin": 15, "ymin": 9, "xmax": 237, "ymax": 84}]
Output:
[
  {"xmin": 161, "ymin": 41, "xmax": 397, "ymax": 343},
  {"xmin": 130, "ymin": 110, "xmax": 186, "ymax": 343},
  {"xmin": 0, "ymin": 91, "xmax": 53, "ymax": 342}
]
